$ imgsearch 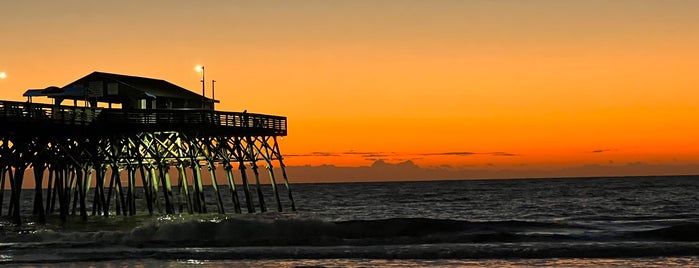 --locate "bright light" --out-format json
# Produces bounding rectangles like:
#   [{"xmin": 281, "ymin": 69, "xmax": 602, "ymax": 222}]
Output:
[
  {"xmin": 0, "ymin": 72, "xmax": 6, "ymax": 79},
  {"xmin": 195, "ymin": 65, "xmax": 204, "ymax": 72}
]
